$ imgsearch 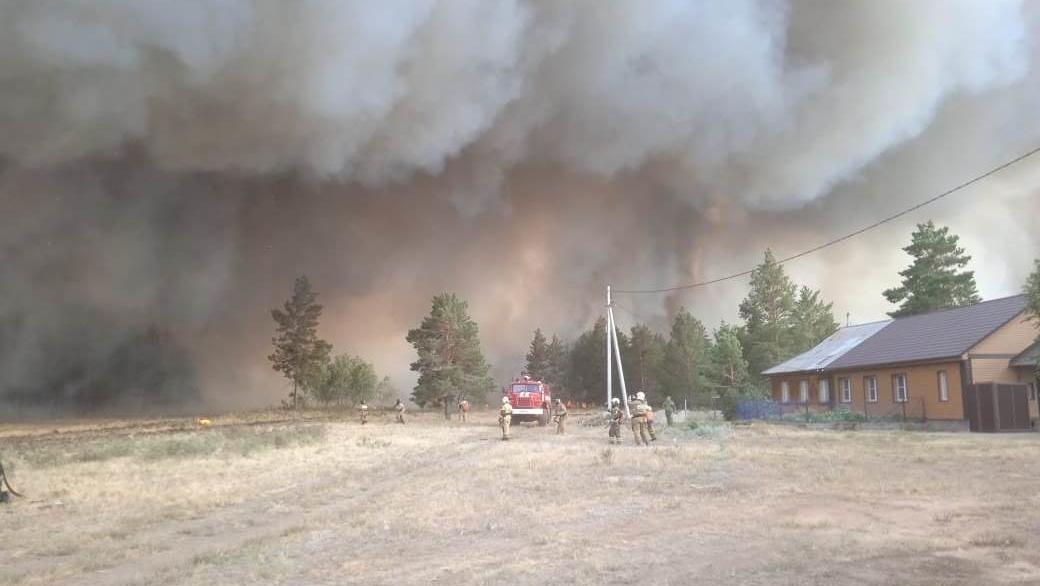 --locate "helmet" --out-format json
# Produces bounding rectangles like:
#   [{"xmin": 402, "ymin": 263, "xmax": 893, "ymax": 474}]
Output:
[
  {"xmin": 502, "ymin": 396, "xmax": 510, "ymax": 403},
  {"xmin": 611, "ymin": 398, "xmax": 620, "ymax": 405},
  {"xmin": 635, "ymin": 391, "xmax": 645, "ymax": 401}
]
